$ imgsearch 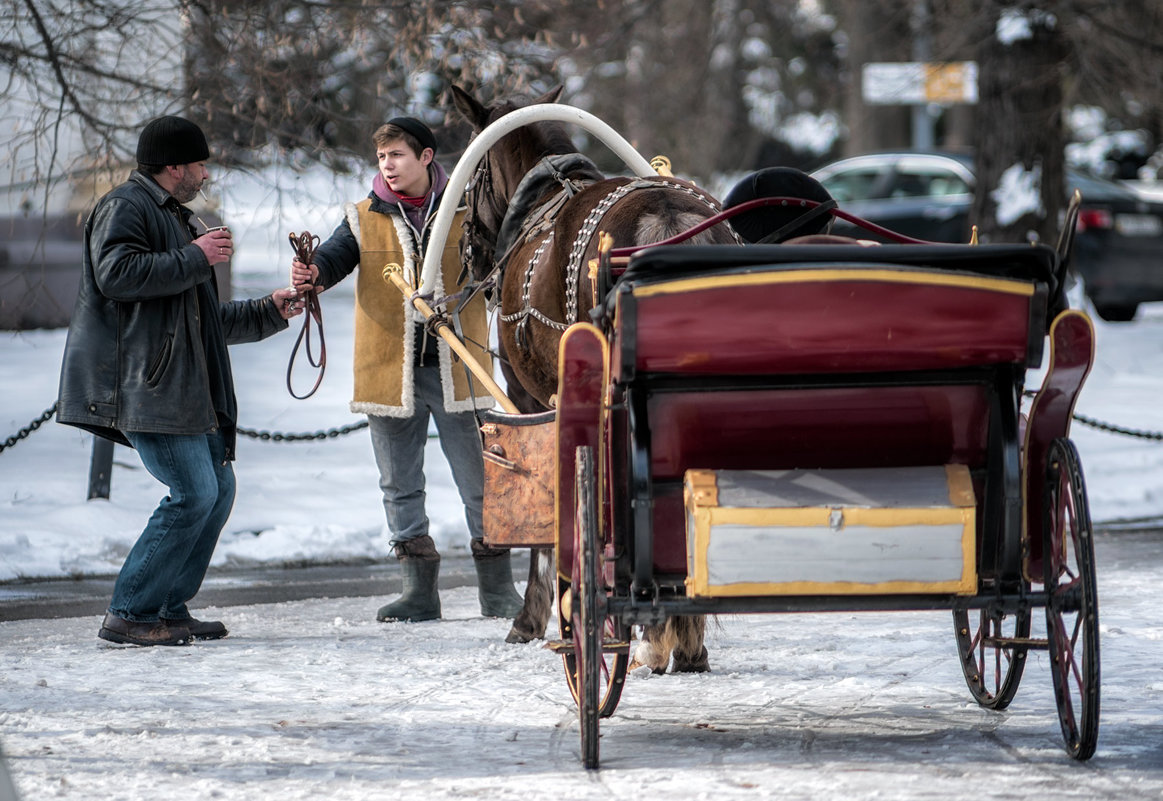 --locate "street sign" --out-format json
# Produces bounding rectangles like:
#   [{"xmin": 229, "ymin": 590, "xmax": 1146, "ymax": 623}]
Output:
[{"xmin": 863, "ymin": 62, "xmax": 978, "ymax": 105}]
